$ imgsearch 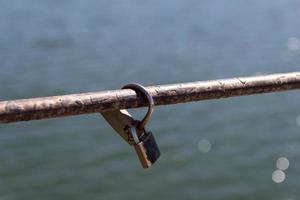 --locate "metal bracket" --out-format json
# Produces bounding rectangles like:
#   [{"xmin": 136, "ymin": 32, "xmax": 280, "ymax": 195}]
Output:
[{"xmin": 101, "ymin": 110, "xmax": 136, "ymax": 145}]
